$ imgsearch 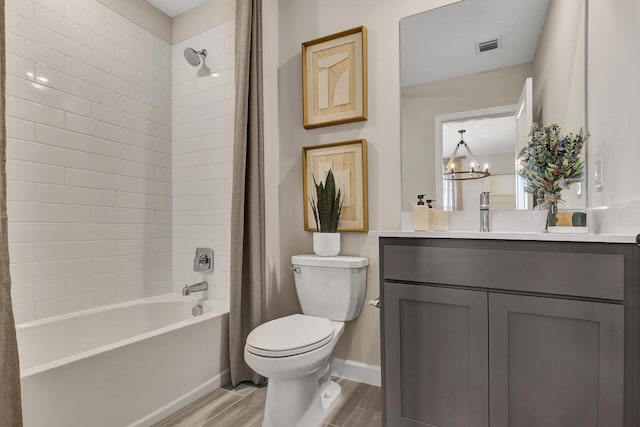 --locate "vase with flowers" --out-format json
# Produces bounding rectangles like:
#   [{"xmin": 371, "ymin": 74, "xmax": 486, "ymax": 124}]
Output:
[
  {"xmin": 309, "ymin": 169, "xmax": 344, "ymax": 256},
  {"xmin": 517, "ymin": 123, "xmax": 588, "ymax": 231}
]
